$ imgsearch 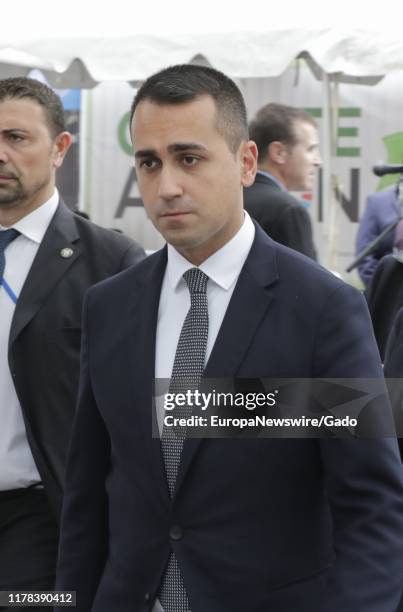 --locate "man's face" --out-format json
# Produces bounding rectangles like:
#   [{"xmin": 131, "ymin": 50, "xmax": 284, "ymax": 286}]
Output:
[
  {"xmin": 0, "ymin": 97, "xmax": 71, "ymax": 223},
  {"xmin": 131, "ymin": 95, "xmax": 257, "ymax": 265},
  {"xmin": 282, "ymin": 120, "xmax": 321, "ymax": 191}
]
